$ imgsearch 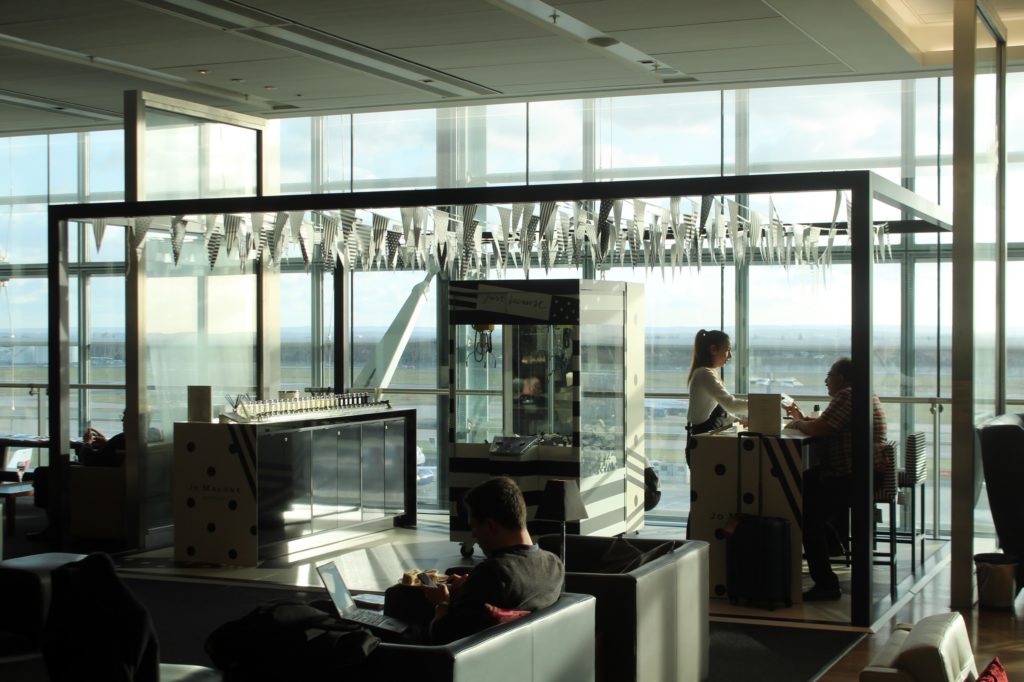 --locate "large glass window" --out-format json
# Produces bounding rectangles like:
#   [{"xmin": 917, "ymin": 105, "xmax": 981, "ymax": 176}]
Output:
[
  {"xmin": 595, "ymin": 91, "xmax": 723, "ymax": 180},
  {"xmin": 352, "ymin": 109, "xmax": 436, "ymax": 190},
  {"xmin": 748, "ymin": 80, "xmax": 903, "ymax": 174},
  {"xmin": 5, "ymin": 67, "xmax": 1021, "ymax": 537},
  {"xmin": 527, "ymin": 100, "xmax": 583, "ymax": 183}
]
